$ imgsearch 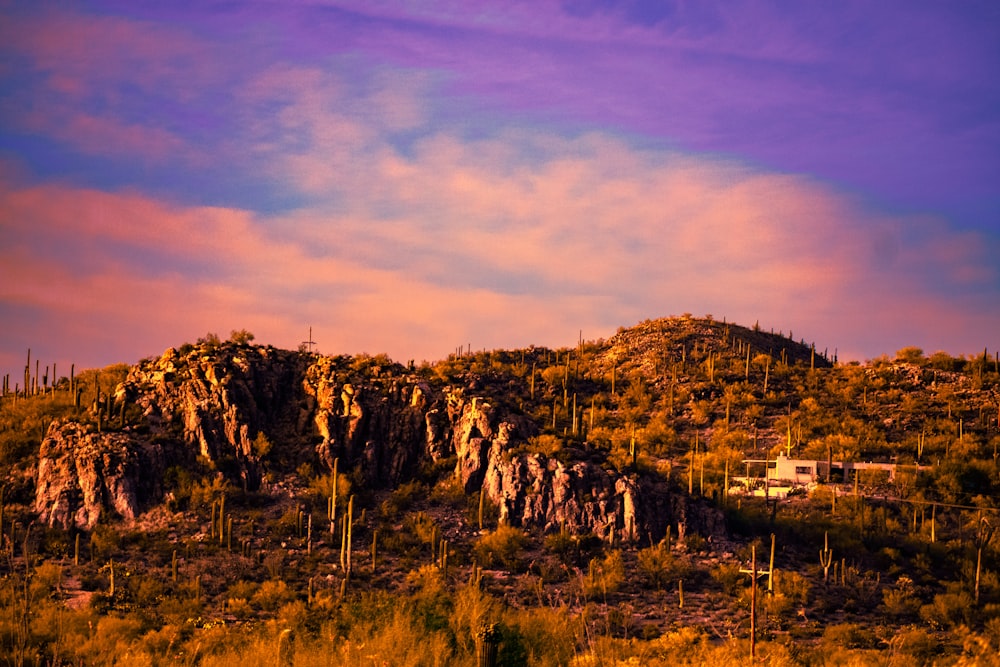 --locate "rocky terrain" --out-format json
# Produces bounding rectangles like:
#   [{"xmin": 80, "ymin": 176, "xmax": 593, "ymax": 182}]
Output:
[
  {"xmin": 33, "ymin": 334, "xmax": 726, "ymax": 548},
  {"xmin": 2, "ymin": 315, "xmax": 999, "ymax": 666}
]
